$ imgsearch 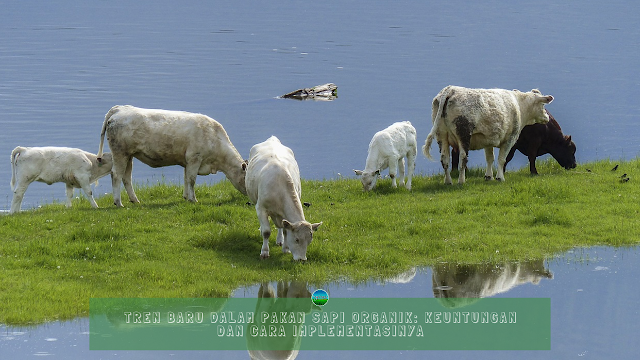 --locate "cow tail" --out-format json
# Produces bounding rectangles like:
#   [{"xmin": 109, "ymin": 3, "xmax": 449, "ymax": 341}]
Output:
[
  {"xmin": 423, "ymin": 131, "xmax": 436, "ymax": 160},
  {"xmin": 98, "ymin": 106, "xmax": 118, "ymax": 161},
  {"xmin": 10, "ymin": 147, "xmax": 24, "ymax": 191},
  {"xmin": 423, "ymin": 90, "xmax": 449, "ymax": 161}
]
